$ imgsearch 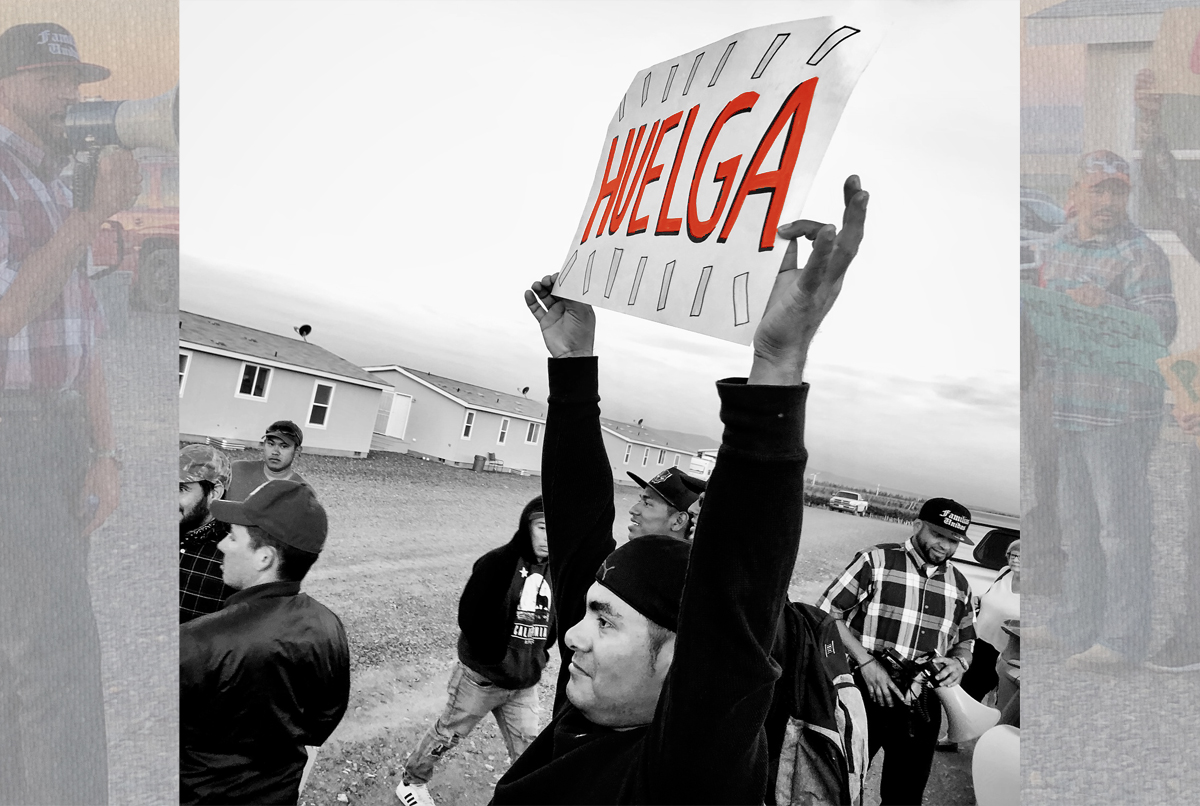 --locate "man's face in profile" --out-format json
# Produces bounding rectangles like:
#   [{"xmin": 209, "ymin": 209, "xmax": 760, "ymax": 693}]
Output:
[
  {"xmin": 1073, "ymin": 178, "xmax": 1130, "ymax": 238},
  {"xmin": 0, "ymin": 67, "xmax": 82, "ymax": 154}
]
